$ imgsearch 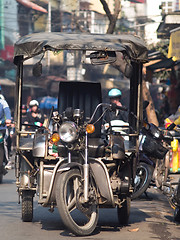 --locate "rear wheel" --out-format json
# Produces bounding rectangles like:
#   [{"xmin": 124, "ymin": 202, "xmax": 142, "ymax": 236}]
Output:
[
  {"xmin": 174, "ymin": 208, "xmax": 180, "ymax": 222},
  {"xmin": 117, "ymin": 197, "xmax": 131, "ymax": 225},
  {"xmin": 56, "ymin": 168, "xmax": 99, "ymax": 236},
  {"xmin": 22, "ymin": 191, "xmax": 34, "ymax": 222}
]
